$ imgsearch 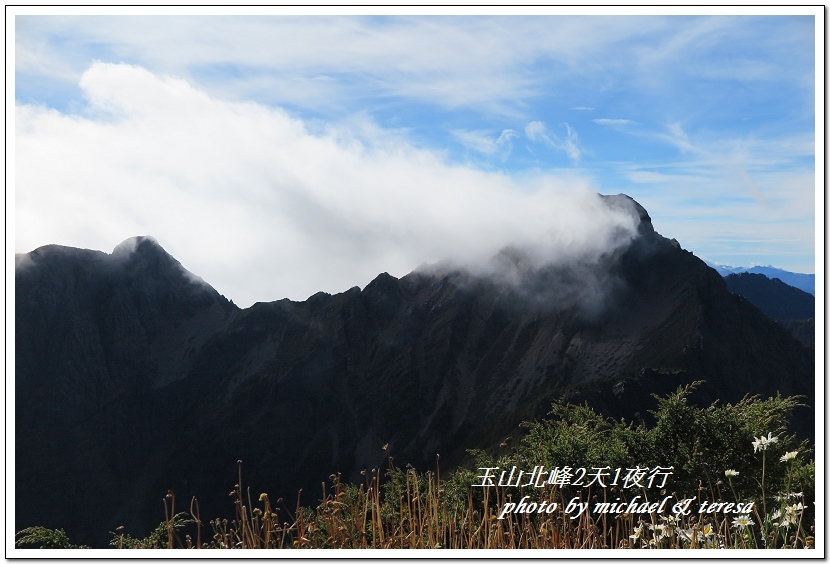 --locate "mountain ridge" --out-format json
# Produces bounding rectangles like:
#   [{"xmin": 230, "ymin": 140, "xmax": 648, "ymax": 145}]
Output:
[
  {"xmin": 15, "ymin": 195, "xmax": 814, "ymax": 547},
  {"xmin": 708, "ymin": 263, "xmax": 815, "ymax": 295},
  {"xmin": 723, "ymin": 272, "xmax": 815, "ymax": 349}
]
